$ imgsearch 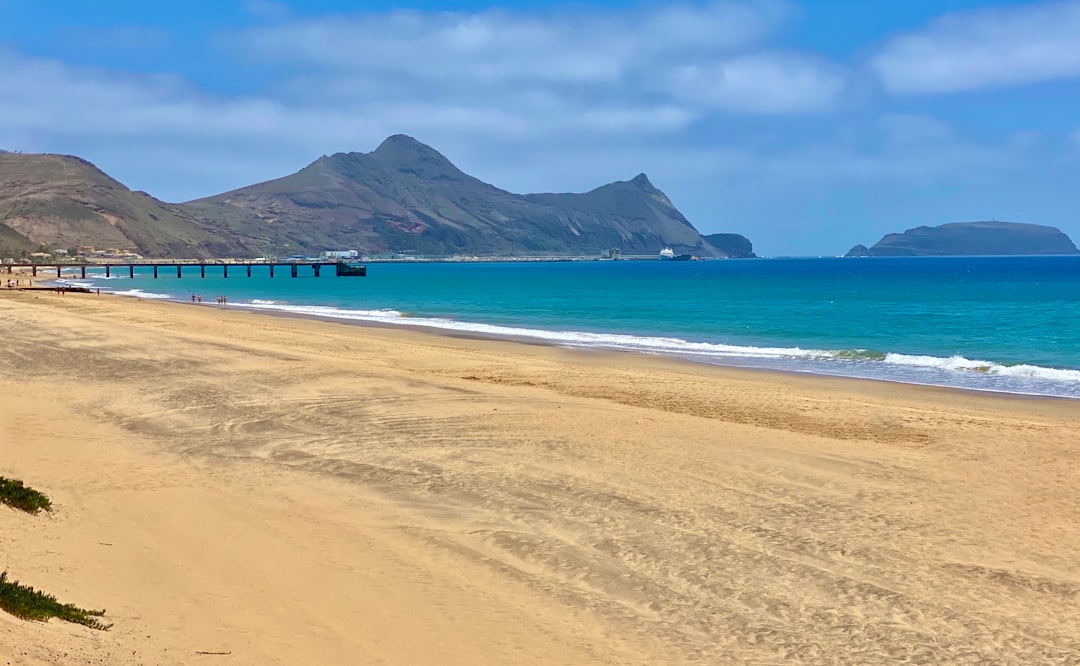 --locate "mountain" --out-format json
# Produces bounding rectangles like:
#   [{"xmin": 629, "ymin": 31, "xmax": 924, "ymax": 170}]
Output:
[
  {"xmin": 188, "ymin": 134, "xmax": 724, "ymax": 257},
  {"xmin": 702, "ymin": 233, "xmax": 755, "ymax": 258},
  {"xmin": 846, "ymin": 222, "xmax": 1079, "ymax": 257},
  {"xmin": 1, "ymin": 136, "xmax": 747, "ymax": 258},
  {"xmin": 0, "ymin": 220, "xmax": 36, "ymax": 257},
  {"xmin": 0, "ymin": 152, "xmax": 255, "ymax": 258}
]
